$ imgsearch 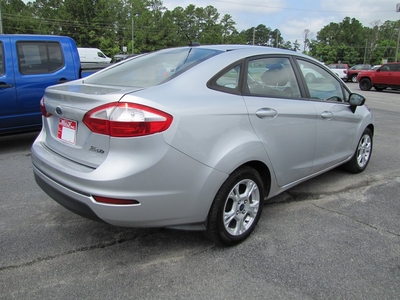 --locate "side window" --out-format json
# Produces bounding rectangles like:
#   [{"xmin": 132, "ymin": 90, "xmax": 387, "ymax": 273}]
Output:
[
  {"xmin": 97, "ymin": 51, "xmax": 106, "ymax": 58},
  {"xmin": 298, "ymin": 59, "xmax": 345, "ymax": 102},
  {"xmin": 215, "ymin": 65, "xmax": 241, "ymax": 90},
  {"xmin": 208, "ymin": 64, "xmax": 241, "ymax": 93},
  {"xmin": 246, "ymin": 57, "xmax": 301, "ymax": 98},
  {"xmin": 17, "ymin": 41, "xmax": 63, "ymax": 75},
  {"xmin": 0, "ymin": 42, "xmax": 4, "ymax": 76},
  {"xmin": 380, "ymin": 65, "xmax": 390, "ymax": 71}
]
